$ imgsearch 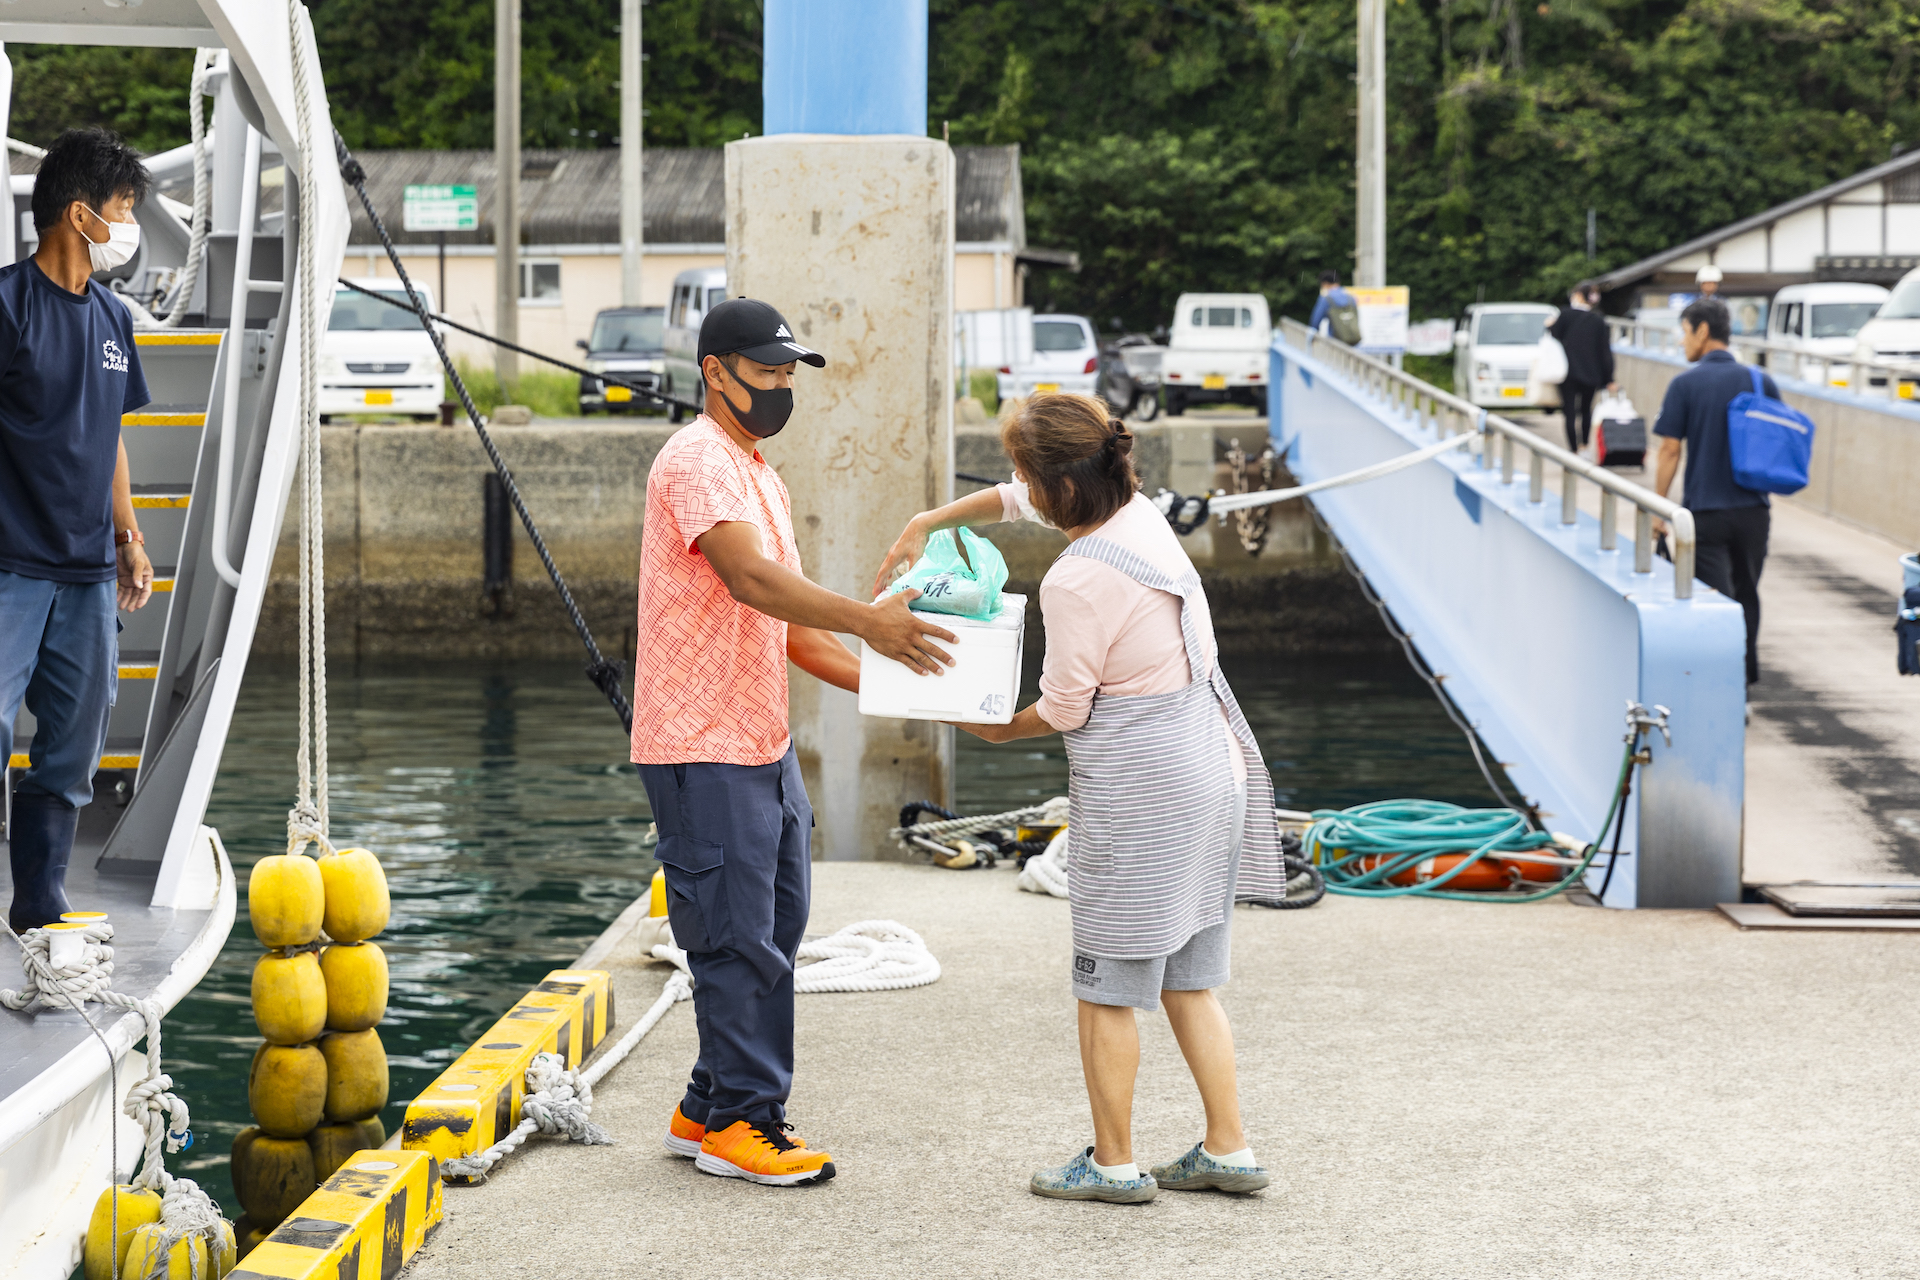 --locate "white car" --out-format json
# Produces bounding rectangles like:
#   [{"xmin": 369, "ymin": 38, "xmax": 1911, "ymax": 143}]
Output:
[
  {"xmin": 1159, "ymin": 293, "xmax": 1270, "ymax": 415},
  {"xmin": 997, "ymin": 314, "xmax": 1100, "ymax": 401},
  {"xmin": 1767, "ymin": 282, "xmax": 1887, "ymax": 384},
  {"xmin": 320, "ymin": 279, "xmax": 443, "ymax": 420},
  {"xmin": 1850, "ymin": 268, "xmax": 1920, "ymax": 398},
  {"xmin": 1453, "ymin": 303, "xmax": 1558, "ymax": 408},
  {"xmin": 662, "ymin": 265, "xmax": 728, "ymax": 423}
]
